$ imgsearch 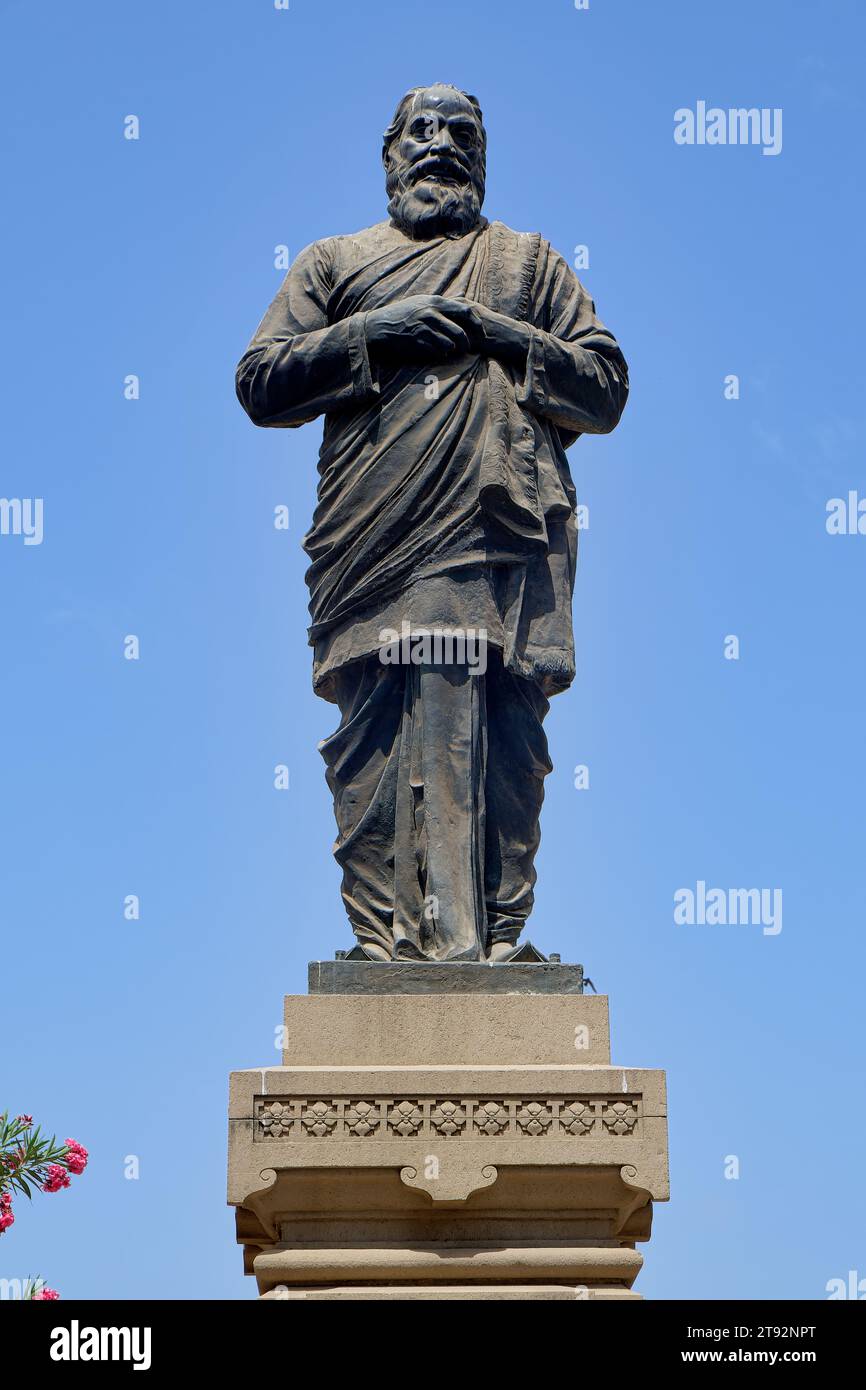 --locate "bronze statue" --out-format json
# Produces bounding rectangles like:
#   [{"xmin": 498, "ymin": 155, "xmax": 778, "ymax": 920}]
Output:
[{"xmin": 236, "ymin": 84, "xmax": 628, "ymax": 963}]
